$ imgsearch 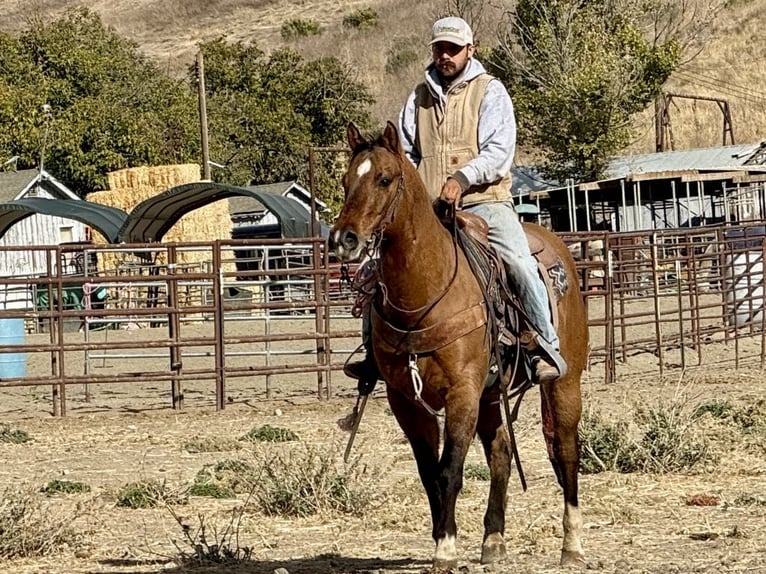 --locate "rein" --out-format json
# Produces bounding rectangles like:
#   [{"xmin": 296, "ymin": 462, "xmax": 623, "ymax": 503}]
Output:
[{"xmin": 378, "ymin": 185, "xmax": 460, "ymax": 319}]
